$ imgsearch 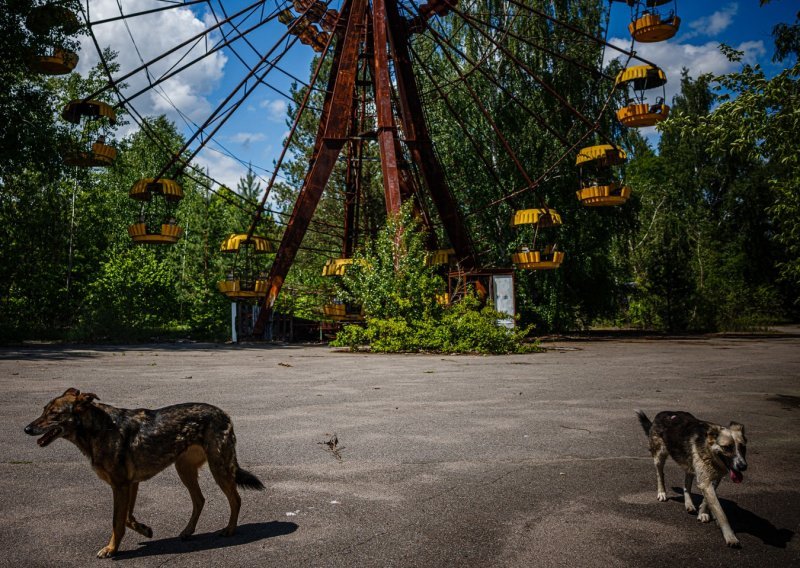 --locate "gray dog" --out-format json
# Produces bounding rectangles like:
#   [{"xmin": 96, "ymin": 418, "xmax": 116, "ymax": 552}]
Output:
[{"xmin": 636, "ymin": 410, "xmax": 747, "ymax": 547}]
